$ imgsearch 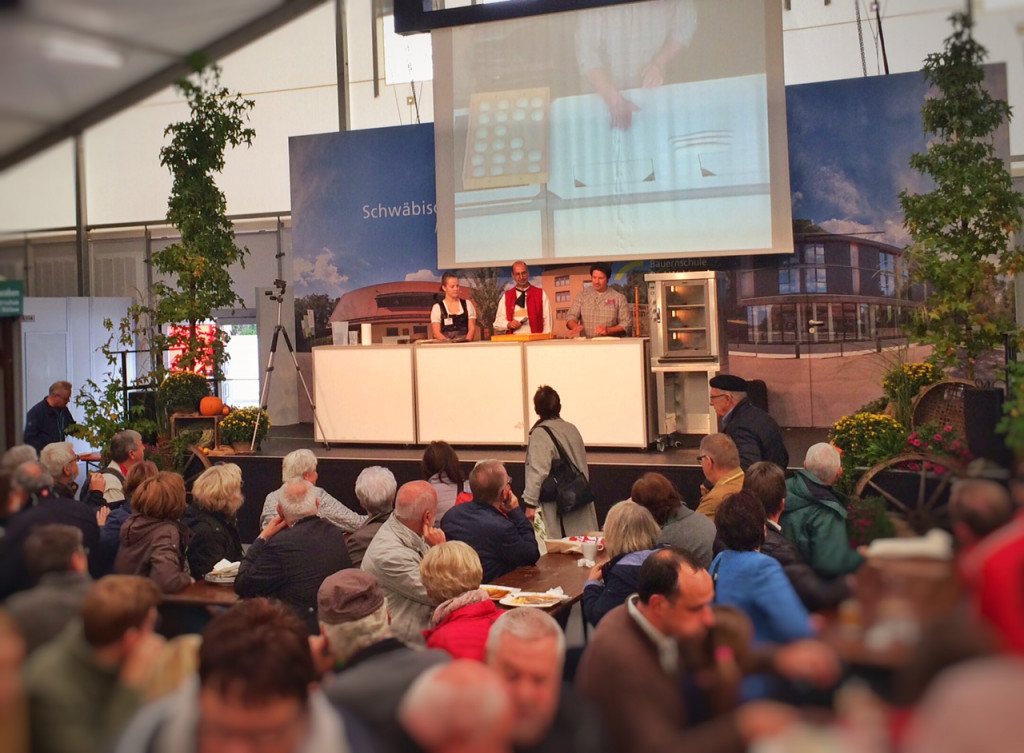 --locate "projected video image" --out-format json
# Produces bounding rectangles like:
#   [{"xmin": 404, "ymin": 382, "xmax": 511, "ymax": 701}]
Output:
[{"xmin": 434, "ymin": 0, "xmax": 791, "ymax": 267}]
